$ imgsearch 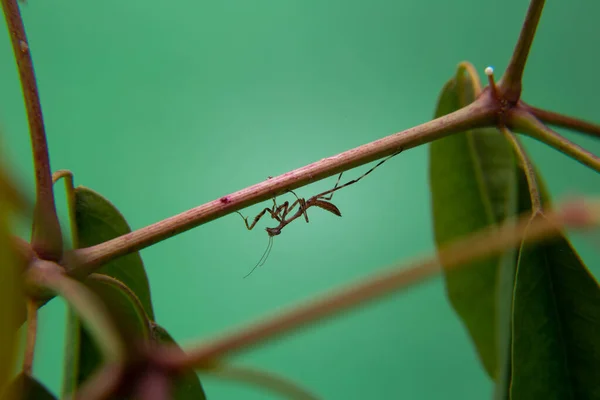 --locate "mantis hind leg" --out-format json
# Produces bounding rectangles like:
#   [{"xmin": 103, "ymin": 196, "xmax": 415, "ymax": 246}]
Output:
[
  {"xmin": 320, "ymin": 172, "xmax": 344, "ymax": 201},
  {"xmin": 288, "ymin": 190, "xmax": 309, "ymax": 222},
  {"xmin": 321, "ymin": 150, "xmax": 403, "ymax": 200}
]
